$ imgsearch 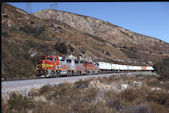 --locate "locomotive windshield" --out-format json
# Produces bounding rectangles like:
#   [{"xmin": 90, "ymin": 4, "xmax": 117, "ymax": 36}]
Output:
[
  {"xmin": 75, "ymin": 60, "xmax": 79, "ymax": 64},
  {"xmin": 40, "ymin": 57, "xmax": 53, "ymax": 61},
  {"xmin": 66, "ymin": 59, "xmax": 71, "ymax": 63},
  {"xmin": 46, "ymin": 58, "xmax": 53, "ymax": 61},
  {"xmin": 40, "ymin": 57, "xmax": 45, "ymax": 60}
]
